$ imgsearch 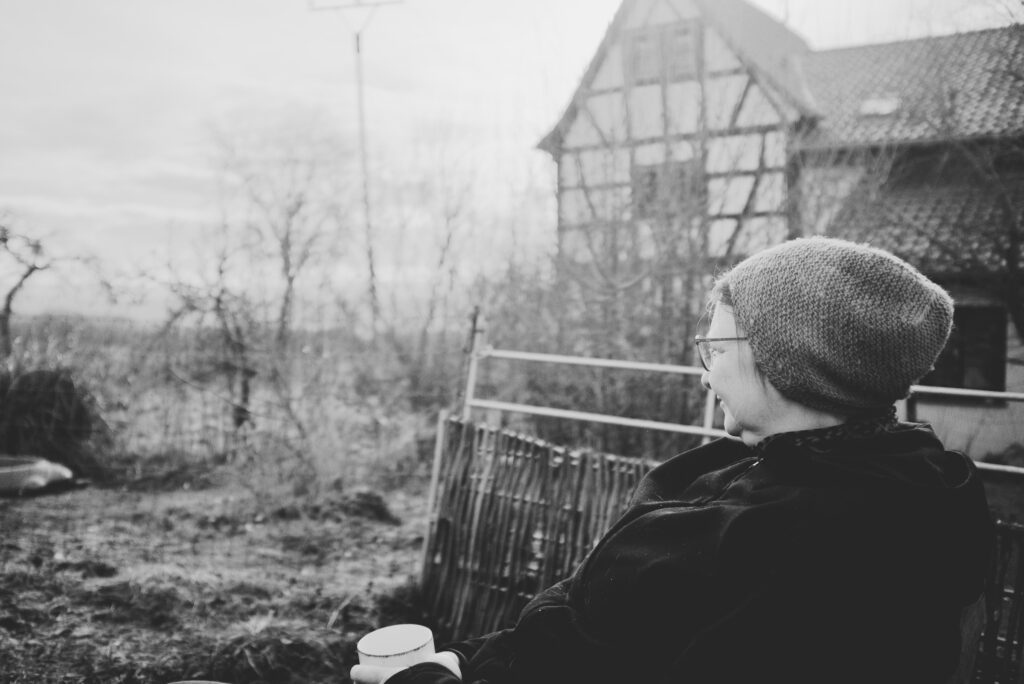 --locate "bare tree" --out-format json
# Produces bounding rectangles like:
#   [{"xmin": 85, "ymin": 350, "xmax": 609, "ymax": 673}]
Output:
[
  {"xmin": 362, "ymin": 133, "xmax": 477, "ymax": 410},
  {"xmin": 161, "ymin": 235, "xmax": 259, "ymax": 439},
  {"xmin": 215, "ymin": 125, "xmax": 347, "ymax": 356},
  {"xmin": 151, "ymin": 117, "xmax": 353, "ymax": 468},
  {"xmin": 0, "ymin": 215, "xmax": 52, "ymax": 360}
]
